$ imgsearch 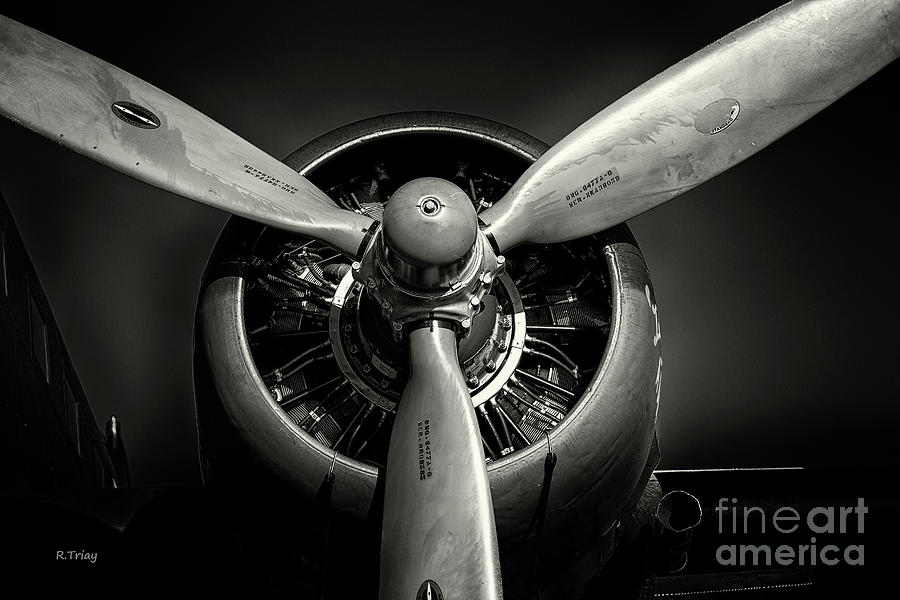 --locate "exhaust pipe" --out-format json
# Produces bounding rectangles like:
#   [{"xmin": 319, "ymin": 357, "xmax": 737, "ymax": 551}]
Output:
[{"xmin": 654, "ymin": 490, "xmax": 702, "ymax": 573}]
